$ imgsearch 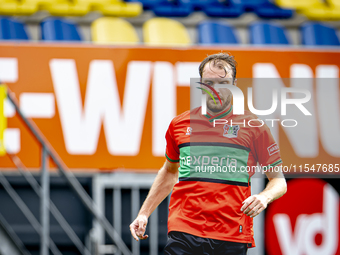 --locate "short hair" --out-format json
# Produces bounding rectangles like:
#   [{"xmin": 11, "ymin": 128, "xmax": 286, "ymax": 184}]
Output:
[{"xmin": 199, "ymin": 53, "xmax": 237, "ymax": 82}]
